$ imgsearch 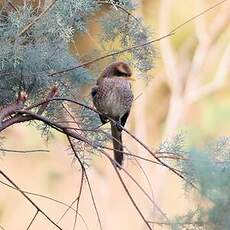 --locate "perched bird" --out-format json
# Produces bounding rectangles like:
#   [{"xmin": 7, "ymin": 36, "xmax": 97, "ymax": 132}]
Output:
[{"xmin": 91, "ymin": 62, "xmax": 134, "ymax": 167}]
